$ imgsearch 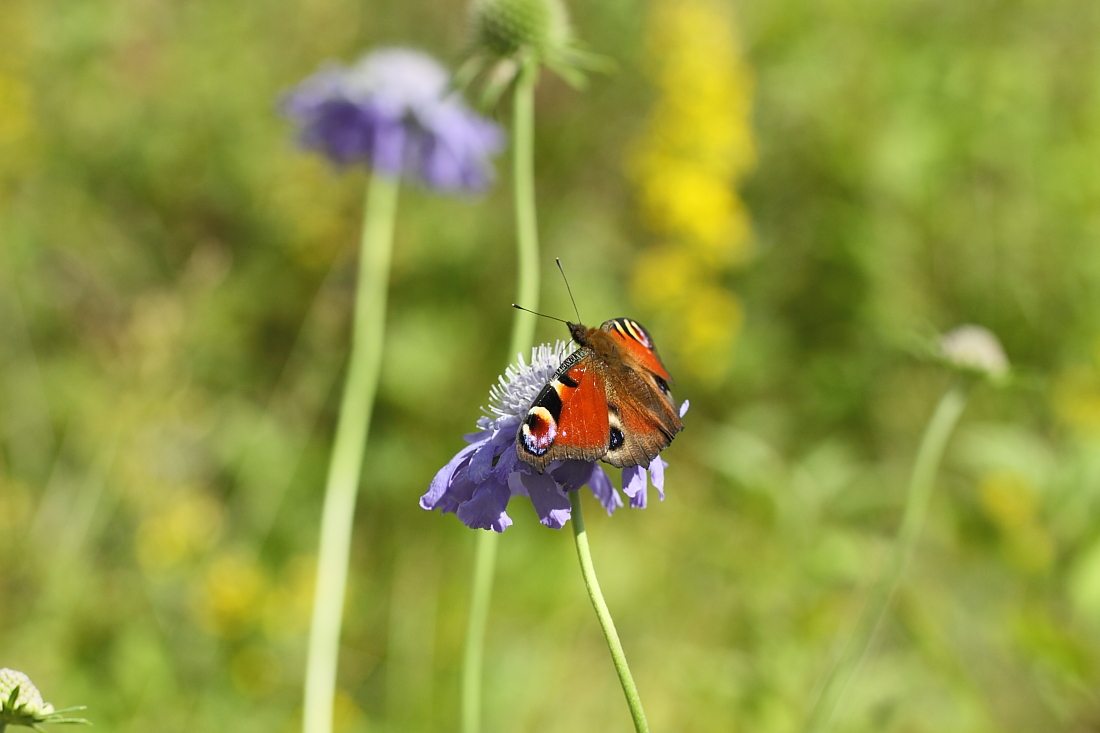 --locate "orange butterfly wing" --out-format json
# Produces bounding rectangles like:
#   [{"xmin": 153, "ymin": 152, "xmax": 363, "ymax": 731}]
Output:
[
  {"xmin": 517, "ymin": 352, "xmax": 610, "ymax": 472},
  {"xmin": 516, "ymin": 318, "xmax": 682, "ymax": 473}
]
